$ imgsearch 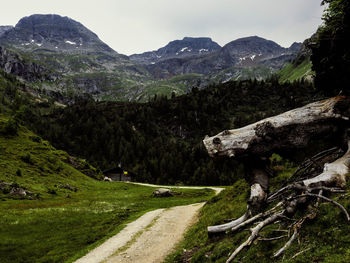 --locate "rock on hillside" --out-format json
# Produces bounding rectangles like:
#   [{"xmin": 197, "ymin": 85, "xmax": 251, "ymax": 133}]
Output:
[
  {"xmin": 0, "ymin": 46, "xmax": 56, "ymax": 82},
  {"xmin": 0, "ymin": 26, "xmax": 13, "ymax": 37}
]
